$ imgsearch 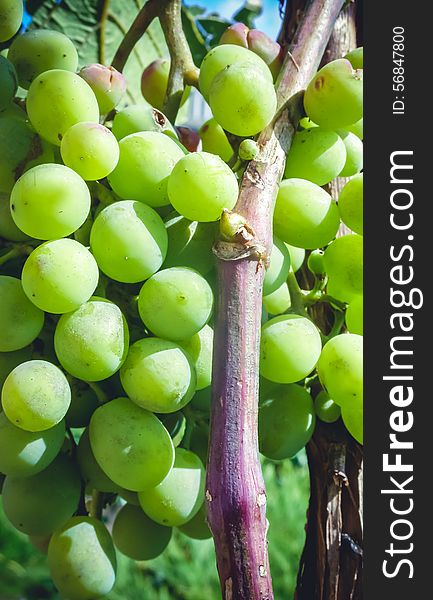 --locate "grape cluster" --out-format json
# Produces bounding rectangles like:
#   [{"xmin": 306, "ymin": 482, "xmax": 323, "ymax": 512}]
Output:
[{"xmin": 0, "ymin": 11, "xmax": 363, "ymax": 599}]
